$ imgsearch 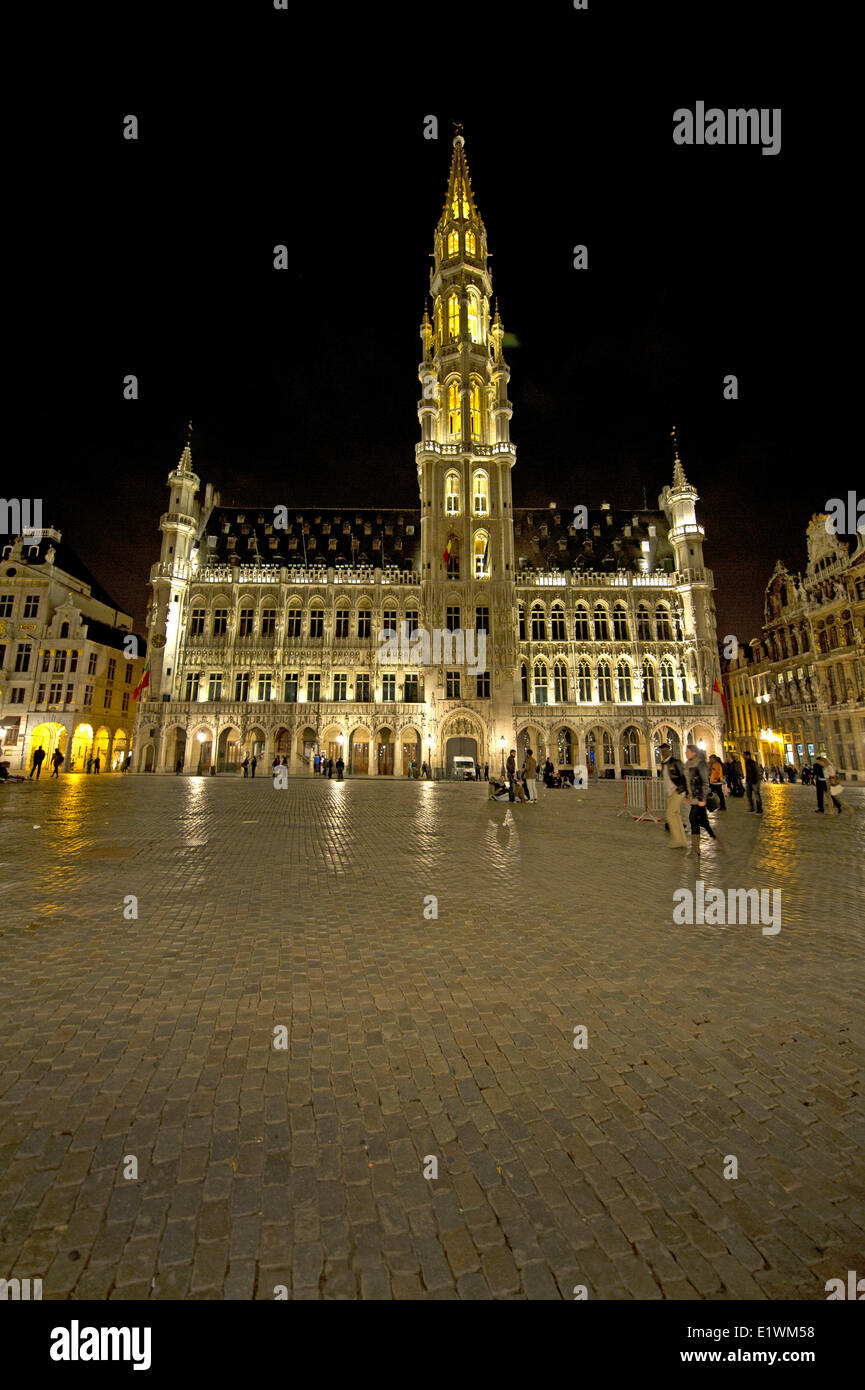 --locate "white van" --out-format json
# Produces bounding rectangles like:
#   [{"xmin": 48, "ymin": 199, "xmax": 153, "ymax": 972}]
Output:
[{"xmin": 452, "ymin": 756, "xmax": 477, "ymax": 781}]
